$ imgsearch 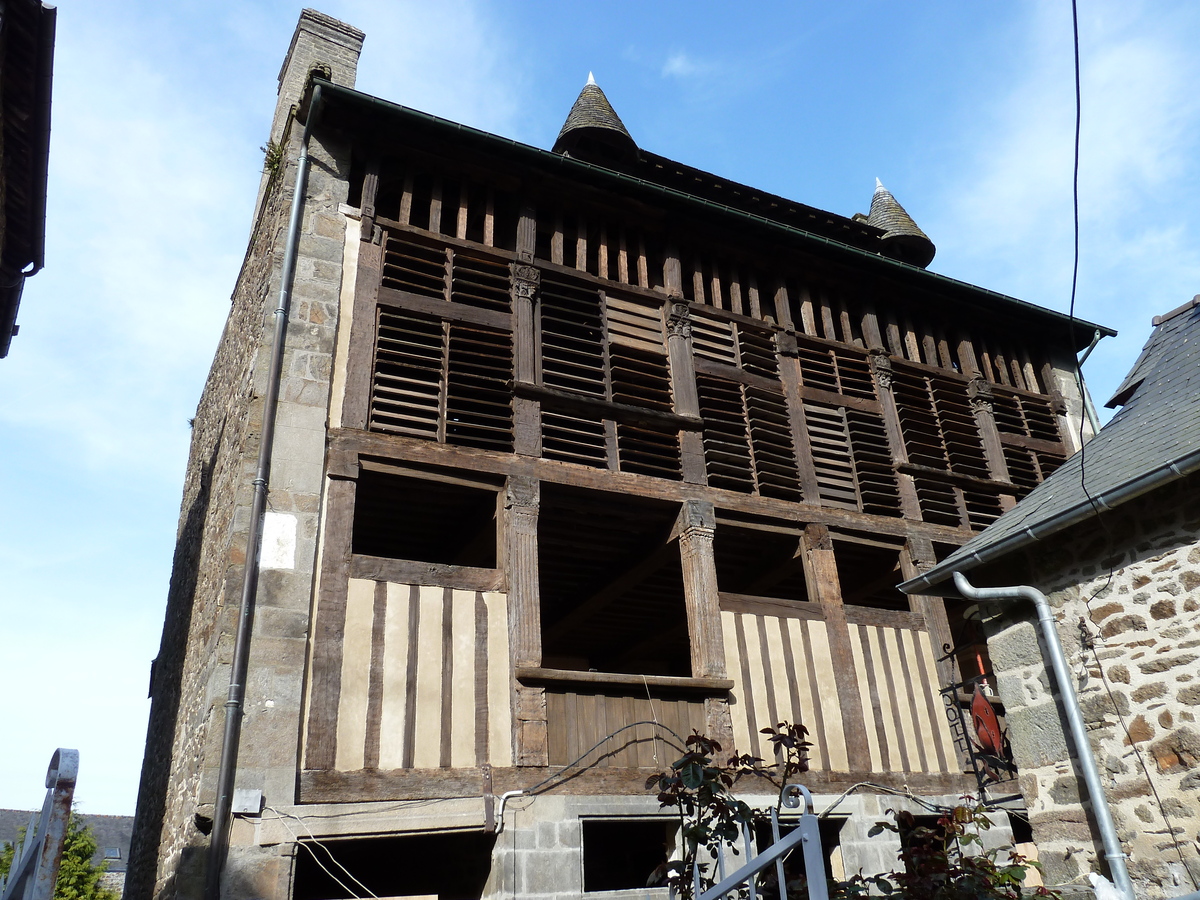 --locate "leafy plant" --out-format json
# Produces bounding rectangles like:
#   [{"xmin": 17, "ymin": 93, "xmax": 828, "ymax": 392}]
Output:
[
  {"xmin": 868, "ymin": 801, "xmax": 1059, "ymax": 900},
  {"xmin": 647, "ymin": 724, "xmax": 1058, "ymax": 900}
]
